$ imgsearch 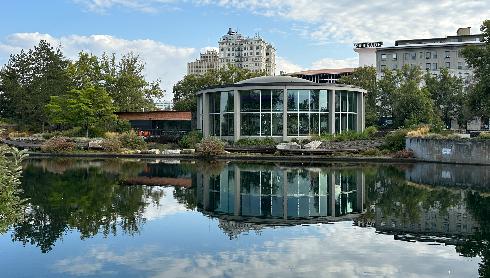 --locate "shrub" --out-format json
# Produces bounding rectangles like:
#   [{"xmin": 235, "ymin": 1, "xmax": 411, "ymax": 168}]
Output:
[
  {"xmin": 479, "ymin": 132, "xmax": 490, "ymax": 140},
  {"xmin": 41, "ymin": 137, "xmax": 76, "ymax": 153},
  {"xmin": 119, "ymin": 130, "xmax": 147, "ymax": 150},
  {"xmin": 407, "ymin": 125, "xmax": 431, "ymax": 137},
  {"xmin": 382, "ymin": 129, "xmax": 408, "ymax": 152},
  {"xmin": 196, "ymin": 137, "xmax": 225, "ymax": 158},
  {"xmin": 179, "ymin": 130, "xmax": 203, "ymax": 148},
  {"xmin": 8, "ymin": 131, "xmax": 30, "ymax": 138},
  {"xmin": 361, "ymin": 148, "xmax": 382, "ymax": 156},
  {"xmin": 100, "ymin": 137, "xmax": 122, "ymax": 152},
  {"xmin": 235, "ymin": 137, "xmax": 276, "ymax": 147},
  {"xmin": 364, "ymin": 126, "xmax": 378, "ymax": 138}
]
